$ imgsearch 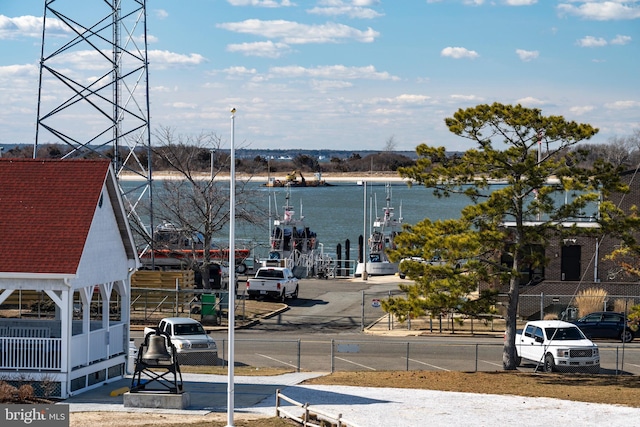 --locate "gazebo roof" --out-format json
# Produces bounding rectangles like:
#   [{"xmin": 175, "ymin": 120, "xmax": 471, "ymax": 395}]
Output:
[{"xmin": 0, "ymin": 158, "xmax": 122, "ymax": 275}]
